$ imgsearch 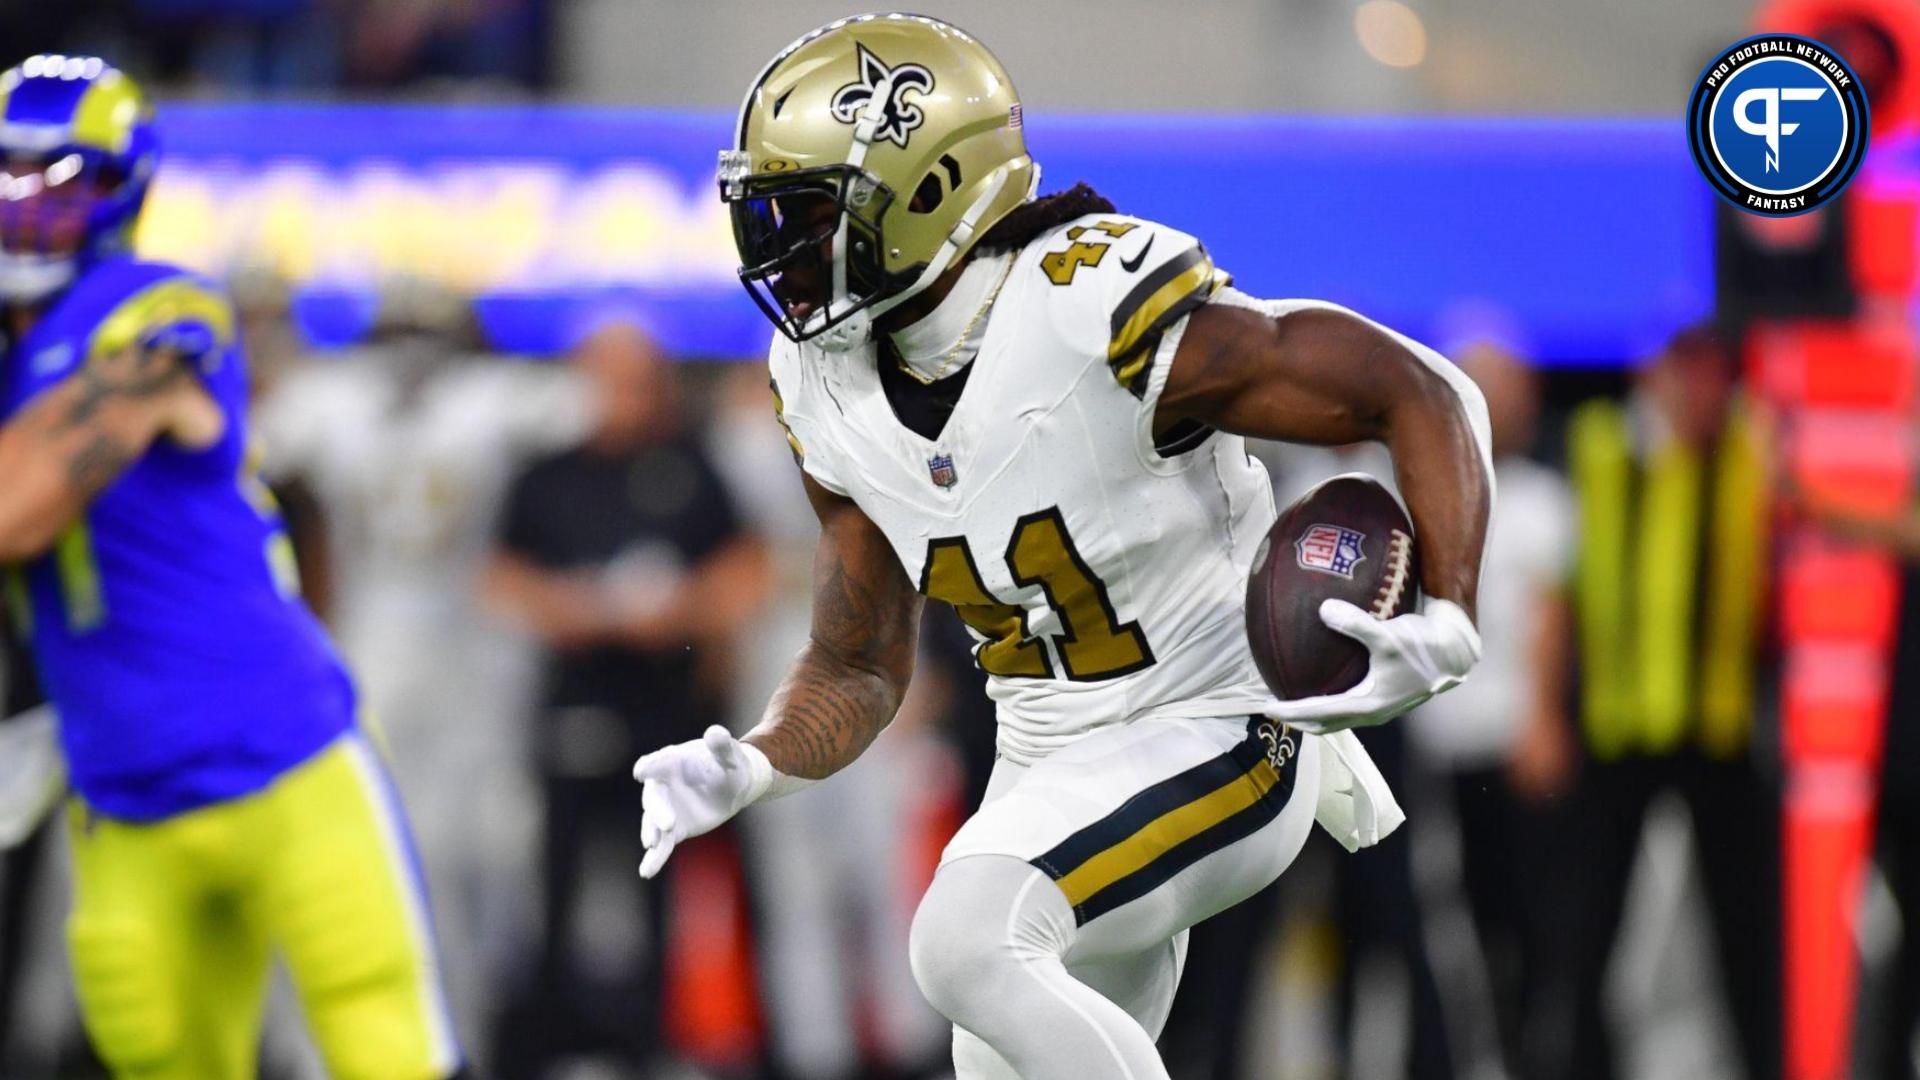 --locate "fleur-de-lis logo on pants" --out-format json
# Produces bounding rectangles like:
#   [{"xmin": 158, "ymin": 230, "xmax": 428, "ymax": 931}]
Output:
[
  {"xmin": 831, "ymin": 45, "xmax": 936, "ymax": 148},
  {"xmin": 1256, "ymin": 720, "xmax": 1296, "ymax": 774}
]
